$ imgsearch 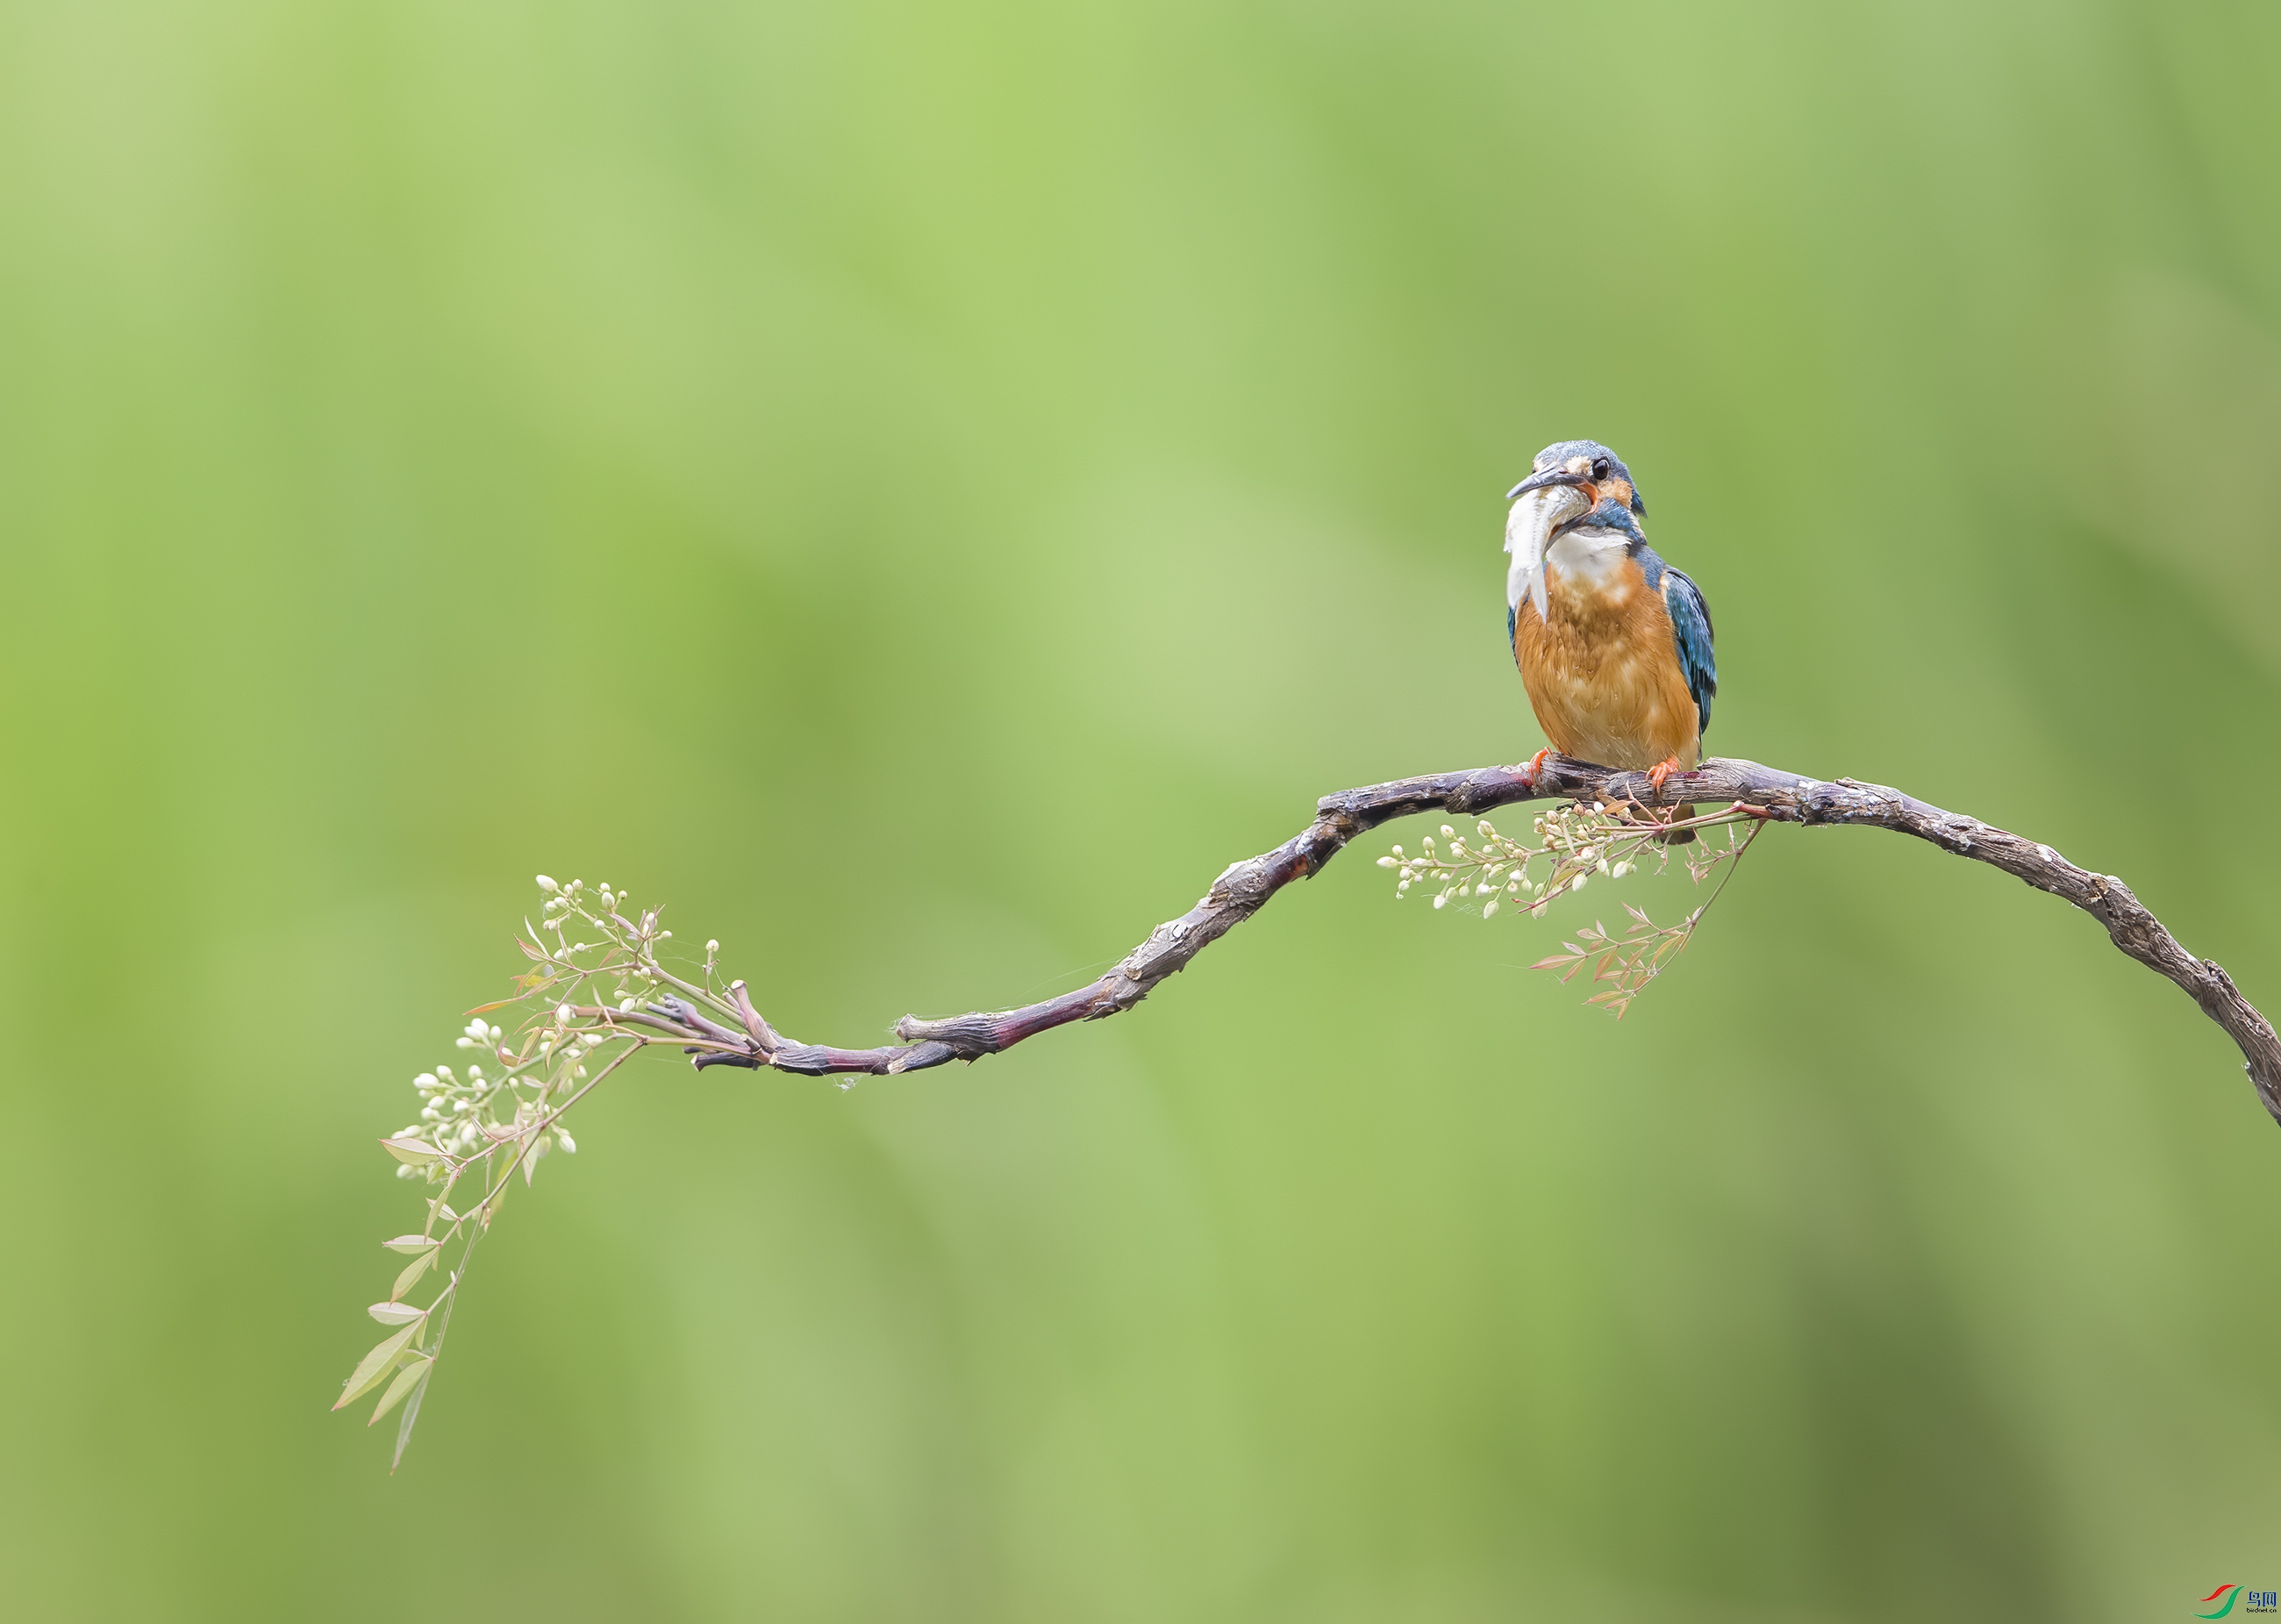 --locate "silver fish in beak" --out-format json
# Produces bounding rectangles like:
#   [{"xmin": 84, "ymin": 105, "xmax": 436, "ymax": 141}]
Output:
[{"xmin": 1504, "ymin": 476, "xmax": 1591, "ymax": 625}]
